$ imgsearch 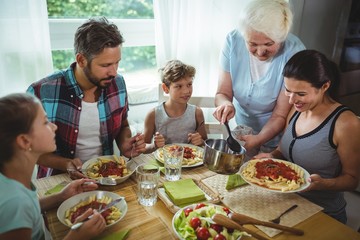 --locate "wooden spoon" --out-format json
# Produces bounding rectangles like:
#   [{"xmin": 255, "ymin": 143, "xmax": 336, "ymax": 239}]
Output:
[
  {"xmin": 229, "ymin": 212, "xmax": 304, "ymax": 236},
  {"xmin": 212, "ymin": 214, "xmax": 268, "ymax": 240}
]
